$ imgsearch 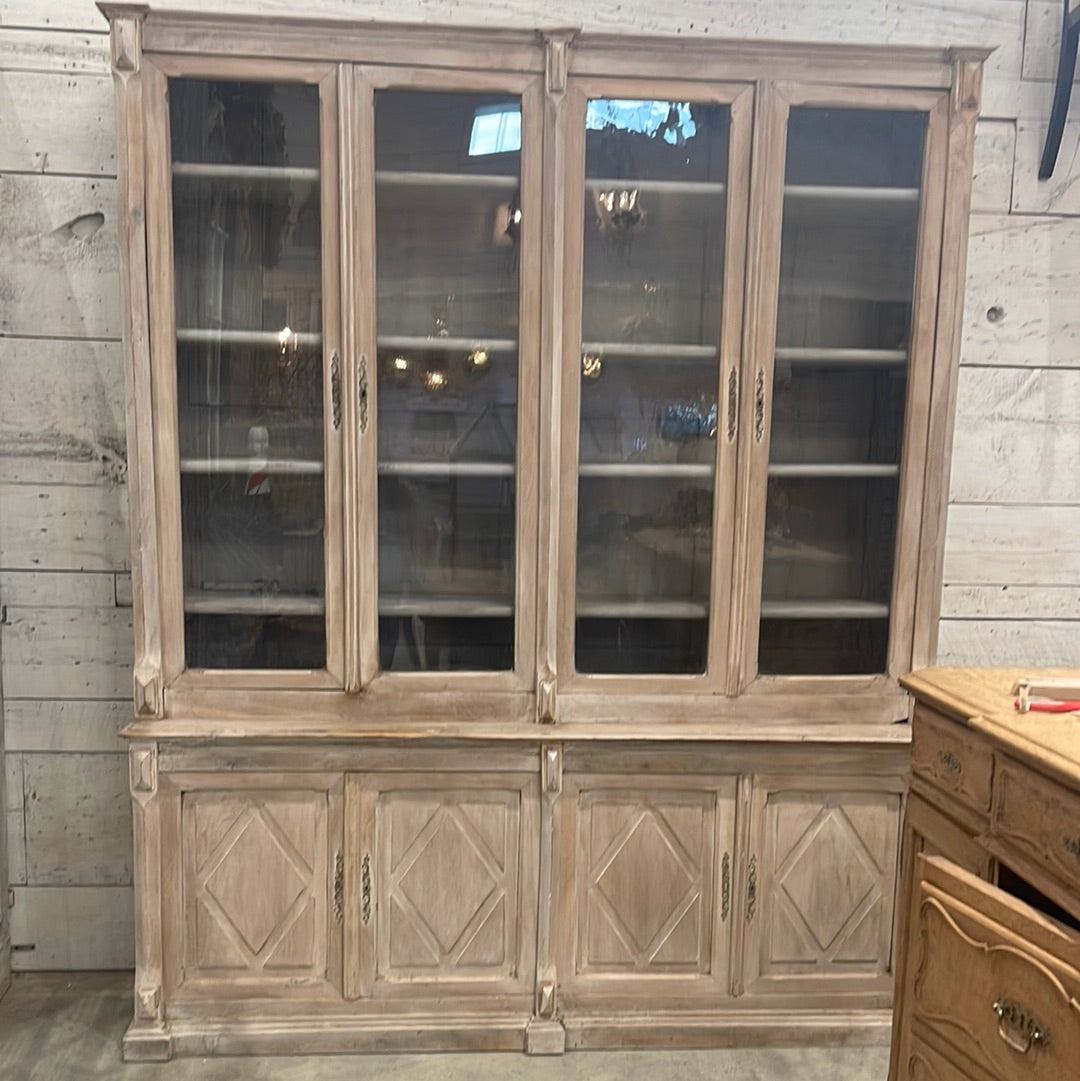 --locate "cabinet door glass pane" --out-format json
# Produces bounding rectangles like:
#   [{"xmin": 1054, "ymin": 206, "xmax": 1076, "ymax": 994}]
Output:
[
  {"xmin": 759, "ymin": 107, "xmax": 926, "ymax": 675},
  {"xmin": 170, "ymin": 79, "xmax": 326, "ymax": 670},
  {"xmin": 375, "ymin": 91, "xmax": 522, "ymax": 672},
  {"xmin": 574, "ymin": 99, "xmax": 730, "ymax": 675}
]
